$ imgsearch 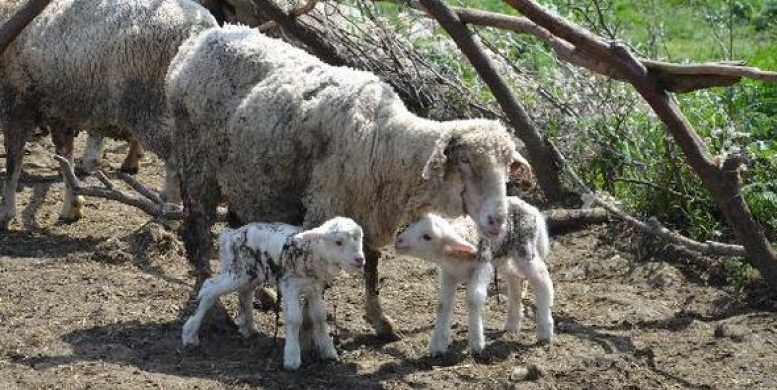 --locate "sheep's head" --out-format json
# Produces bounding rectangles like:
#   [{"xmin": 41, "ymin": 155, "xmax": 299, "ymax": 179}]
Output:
[
  {"xmin": 394, "ymin": 214, "xmax": 477, "ymax": 261},
  {"xmin": 422, "ymin": 120, "xmax": 529, "ymax": 240},
  {"xmin": 293, "ymin": 217, "xmax": 365, "ymax": 273}
]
